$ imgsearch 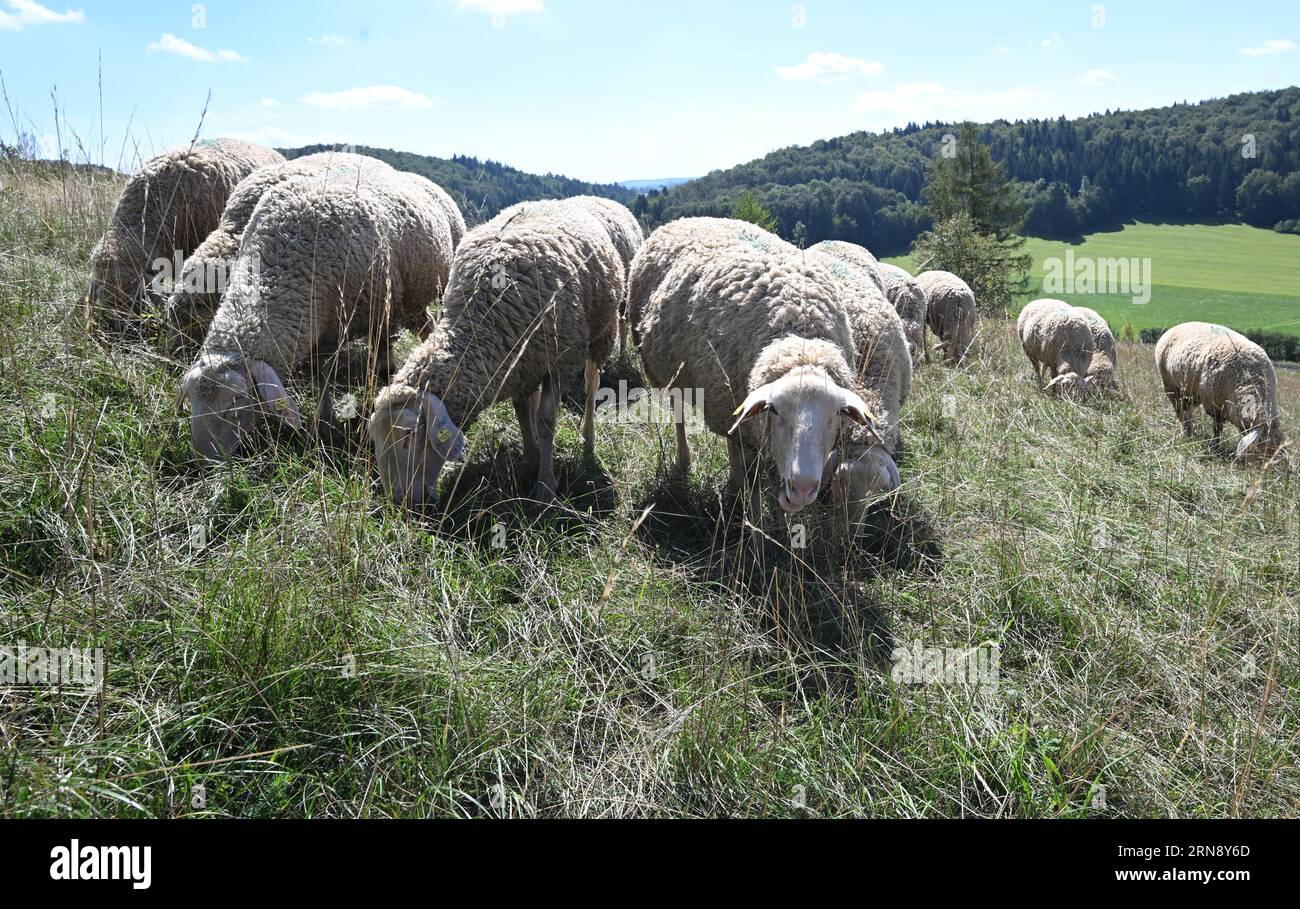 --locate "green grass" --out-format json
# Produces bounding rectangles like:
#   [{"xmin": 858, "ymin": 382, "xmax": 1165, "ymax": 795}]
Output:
[
  {"xmin": 887, "ymin": 221, "xmax": 1300, "ymax": 337},
  {"xmin": 2, "ymin": 163, "xmax": 1299, "ymax": 817}
]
